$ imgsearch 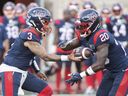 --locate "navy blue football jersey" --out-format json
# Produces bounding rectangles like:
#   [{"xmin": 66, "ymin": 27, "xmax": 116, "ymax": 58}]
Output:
[
  {"xmin": 54, "ymin": 19, "xmax": 75, "ymax": 54},
  {"xmin": 107, "ymin": 15, "xmax": 128, "ymax": 42},
  {"xmin": 54, "ymin": 20, "xmax": 75, "ymax": 44},
  {"xmin": 4, "ymin": 28, "xmax": 42, "ymax": 70},
  {"xmin": 0, "ymin": 24, "xmax": 8, "ymax": 51},
  {"xmin": 0, "ymin": 16, "xmax": 26, "ymax": 47},
  {"xmin": 80, "ymin": 28, "xmax": 128, "ymax": 72}
]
